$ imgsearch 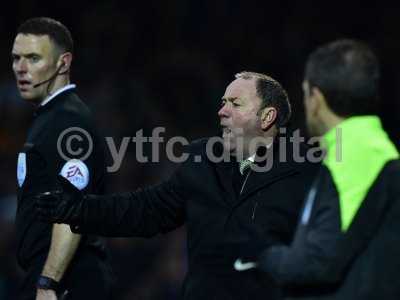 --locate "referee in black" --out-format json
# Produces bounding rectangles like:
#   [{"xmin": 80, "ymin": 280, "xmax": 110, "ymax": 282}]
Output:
[{"xmin": 12, "ymin": 18, "xmax": 113, "ymax": 300}]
